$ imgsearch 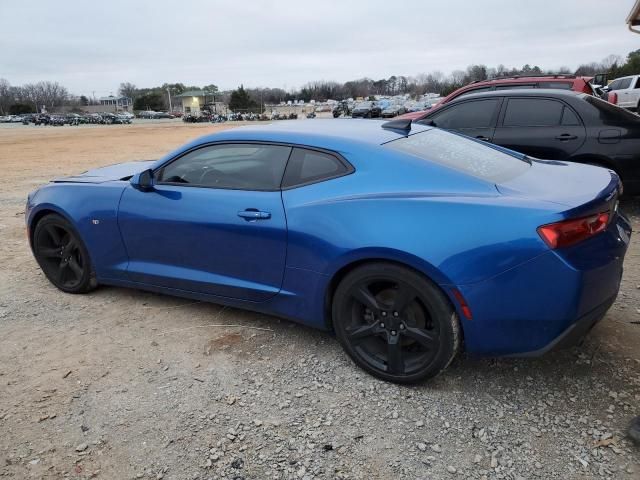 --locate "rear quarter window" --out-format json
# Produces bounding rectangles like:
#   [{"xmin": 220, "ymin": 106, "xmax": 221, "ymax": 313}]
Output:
[
  {"xmin": 385, "ymin": 129, "xmax": 529, "ymax": 183},
  {"xmin": 584, "ymin": 96, "xmax": 640, "ymax": 123},
  {"xmin": 281, "ymin": 148, "xmax": 351, "ymax": 188}
]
